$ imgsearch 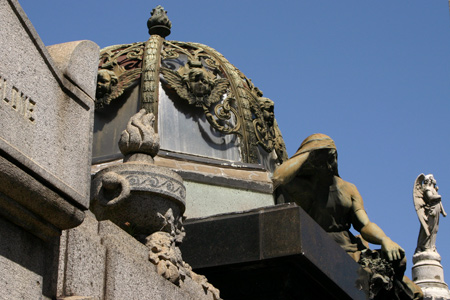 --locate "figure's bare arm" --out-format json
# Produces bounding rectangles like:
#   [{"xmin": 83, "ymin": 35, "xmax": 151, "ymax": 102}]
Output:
[
  {"xmin": 348, "ymin": 183, "xmax": 405, "ymax": 261},
  {"xmin": 358, "ymin": 214, "xmax": 405, "ymax": 261},
  {"xmin": 272, "ymin": 152, "xmax": 309, "ymax": 189}
]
